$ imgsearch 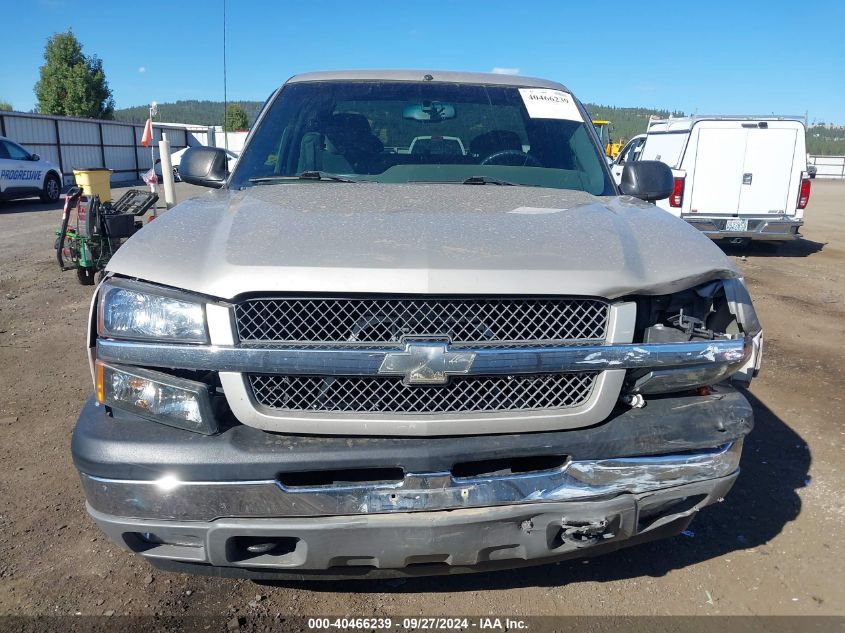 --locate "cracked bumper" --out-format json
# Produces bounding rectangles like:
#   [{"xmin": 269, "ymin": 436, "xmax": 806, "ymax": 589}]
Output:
[
  {"xmin": 79, "ymin": 442, "xmax": 743, "ymax": 576},
  {"xmin": 87, "ymin": 473, "xmax": 737, "ymax": 578},
  {"xmin": 73, "ymin": 388, "xmax": 752, "ymax": 576}
]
